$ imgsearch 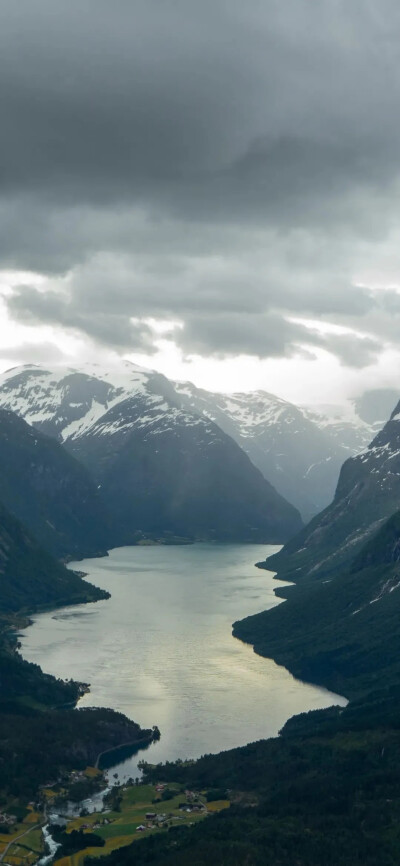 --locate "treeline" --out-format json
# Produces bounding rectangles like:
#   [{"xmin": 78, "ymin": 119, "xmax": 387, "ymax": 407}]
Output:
[
  {"xmin": 0, "ymin": 702, "xmax": 151, "ymax": 797},
  {"xmin": 88, "ymin": 688, "xmax": 400, "ymax": 866},
  {"xmin": 0, "ymin": 625, "xmax": 152, "ymax": 797}
]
